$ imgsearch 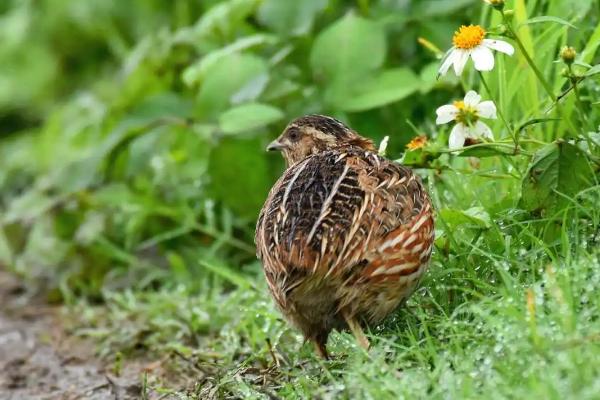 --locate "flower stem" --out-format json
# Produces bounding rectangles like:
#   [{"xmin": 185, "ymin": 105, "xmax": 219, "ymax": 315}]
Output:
[
  {"xmin": 477, "ymin": 71, "xmax": 516, "ymax": 147},
  {"xmin": 438, "ymin": 141, "xmax": 531, "ymax": 155},
  {"xmin": 568, "ymin": 66, "xmax": 591, "ymax": 127},
  {"xmin": 503, "ymin": 17, "xmax": 557, "ymax": 102},
  {"xmin": 568, "ymin": 65, "xmax": 595, "ymax": 147}
]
